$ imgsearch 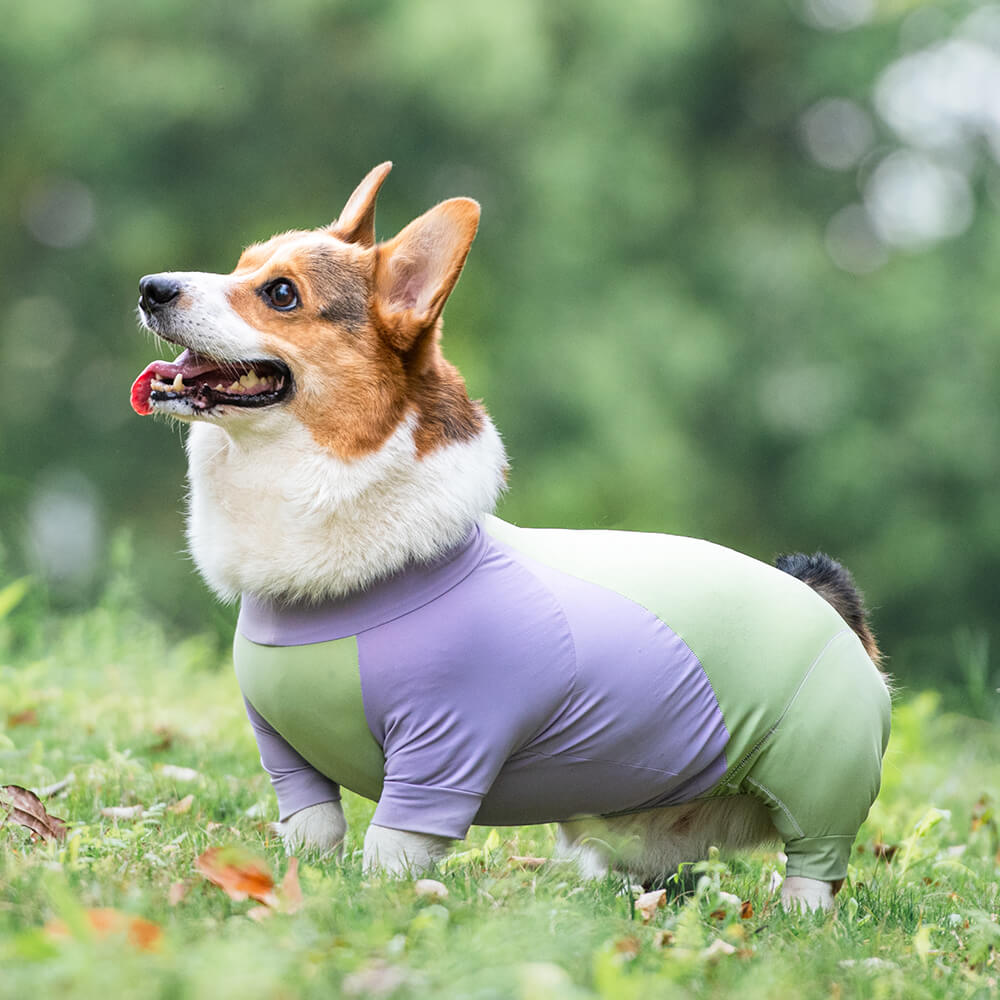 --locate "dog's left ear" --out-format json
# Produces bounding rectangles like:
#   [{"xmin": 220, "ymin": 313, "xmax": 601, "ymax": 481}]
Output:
[
  {"xmin": 328, "ymin": 161, "xmax": 393, "ymax": 247},
  {"xmin": 374, "ymin": 198, "xmax": 480, "ymax": 346}
]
